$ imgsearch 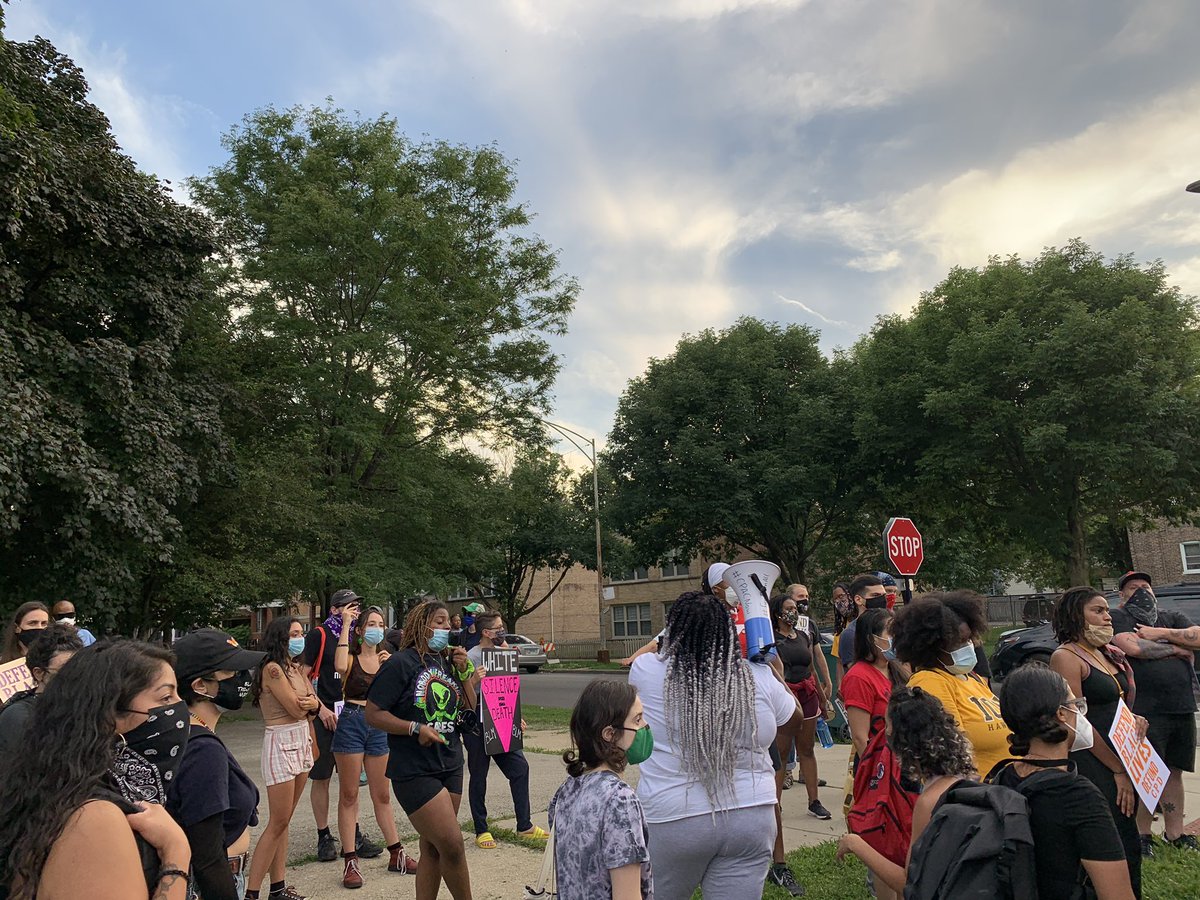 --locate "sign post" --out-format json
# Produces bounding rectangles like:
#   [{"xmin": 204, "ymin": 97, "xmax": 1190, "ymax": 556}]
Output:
[
  {"xmin": 884, "ymin": 517, "xmax": 924, "ymax": 604},
  {"xmin": 477, "ymin": 648, "xmax": 523, "ymax": 755}
]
